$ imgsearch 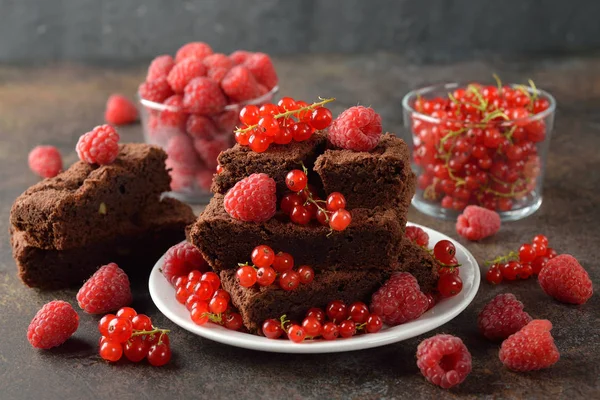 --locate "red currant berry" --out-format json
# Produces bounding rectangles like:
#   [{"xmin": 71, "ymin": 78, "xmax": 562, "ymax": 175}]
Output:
[
  {"xmin": 116, "ymin": 307, "xmax": 137, "ymax": 321},
  {"xmin": 259, "ymin": 103, "xmax": 279, "ymax": 116},
  {"xmin": 99, "ymin": 339, "xmax": 123, "ymax": 362},
  {"xmin": 224, "ymin": 312, "xmax": 243, "ymax": 331},
  {"xmin": 532, "ymin": 234, "xmax": 549, "ymax": 247},
  {"xmin": 173, "ymin": 276, "xmax": 187, "ymax": 289},
  {"xmin": 305, "ymin": 308, "xmax": 326, "ymax": 324},
  {"xmin": 425, "ymin": 293, "xmax": 437, "ymax": 310},
  {"xmin": 185, "ymin": 294, "xmax": 203, "ymax": 311},
  {"xmin": 531, "ymin": 256, "xmax": 549, "ymax": 275},
  {"xmin": 502, "ymin": 261, "xmax": 521, "ymax": 281},
  {"xmin": 297, "ymin": 265, "xmax": 315, "ymax": 284},
  {"xmin": 309, "ymin": 107, "xmax": 333, "ymax": 130},
  {"xmin": 433, "ymin": 240, "xmax": 457, "ymax": 265},
  {"xmin": 256, "ymin": 266, "xmax": 277, "ymax": 286},
  {"xmin": 285, "ymin": 169, "xmax": 308, "ymax": 192},
  {"xmin": 131, "ymin": 314, "xmax": 153, "ymax": 331},
  {"xmin": 366, "ymin": 314, "xmax": 383, "ymax": 333},
  {"xmin": 518, "ymin": 244, "xmax": 536, "ymax": 263},
  {"xmin": 485, "ymin": 264, "xmax": 503, "ymax": 285},
  {"xmin": 277, "ymin": 97, "xmax": 297, "ymax": 112},
  {"xmin": 107, "ymin": 317, "xmax": 133, "ymax": 343},
  {"xmin": 287, "ymin": 325, "xmax": 306, "ymax": 343},
  {"xmin": 290, "ymin": 205, "xmax": 312, "ymax": 225},
  {"xmin": 348, "ymin": 302, "xmax": 369, "ymax": 324},
  {"xmin": 532, "ymin": 242, "xmax": 547, "ymax": 257},
  {"xmin": 291, "ymin": 122, "xmax": 313, "ymax": 142},
  {"xmin": 326, "ymin": 300, "xmax": 347, "ymax": 322},
  {"xmin": 235, "ymin": 130, "xmax": 250, "ymax": 146},
  {"xmin": 437, "ymin": 273, "xmax": 463, "ymax": 297},
  {"xmin": 339, "ymin": 320, "xmax": 356, "ymax": 338},
  {"xmin": 187, "ymin": 270, "xmax": 203, "ymax": 283},
  {"xmin": 251, "ymin": 245, "xmax": 275, "ymax": 268},
  {"xmin": 329, "ymin": 209, "xmax": 351, "ymax": 231},
  {"xmin": 302, "ymin": 316, "xmax": 322, "ymax": 337},
  {"xmin": 273, "ymin": 126, "xmax": 293, "ymax": 144},
  {"xmin": 272, "ymin": 252, "xmax": 294, "ymax": 272},
  {"xmin": 190, "ymin": 302, "xmax": 210, "ymax": 325},
  {"xmin": 236, "ymin": 265, "xmax": 257, "ymax": 287},
  {"xmin": 239, "ymin": 105, "xmax": 260, "ymax": 125},
  {"xmin": 518, "ymin": 263, "xmax": 533, "ymax": 279},
  {"xmin": 123, "ymin": 336, "xmax": 149, "ymax": 363},
  {"xmin": 147, "ymin": 342, "xmax": 171, "ymax": 367},
  {"xmin": 326, "ymin": 192, "xmax": 347, "ymax": 212},
  {"xmin": 213, "ymin": 289, "xmax": 231, "ymax": 302},
  {"xmin": 321, "ymin": 322, "xmax": 339, "ymax": 340},
  {"xmin": 262, "ymin": 319, "xmax": 284, "ymax": 339},
  {"xmin": 279, "ymin": 270, "xmax": 300, "ymax": 291},
  {"xmin": 98, "ymin": 314, "xmax": 116, "ymax": 336},
  {"xmin": 248, "ymin": 133, "xmax": 270, "ymax": 153},
  {"xmin": 316, "ymin": 208, "xmax": 330, "ymax": 225},
  {"xmin": 209, "ymin": 296, "xmax": 228, "ymax": 314},
  {"xmin": 175, "ymin": 286, "xmax": 190, "ymax": 304},
  {"xmin": 546, "ymin": 247, "xmax": 557, "ymax": 259},
  {"xmin": 438, "ymin": 265, "xmax": 459, "ymax": 276},
  {"xmin": 194, "ymin": 280, "xmax": 215, "ymax": 301},
  {"xmin": 280, "ymin": 193, "xmax": 303, "ymax": 214},
  {"xmin": 201, "ymin": 272, "xmax": 221, "ymax": 291}
]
